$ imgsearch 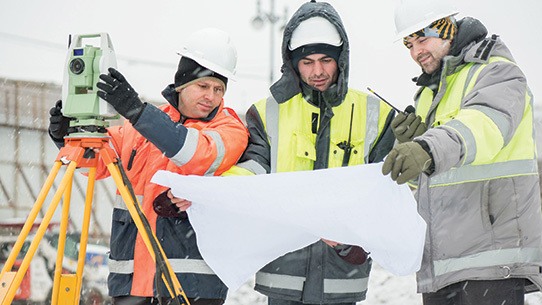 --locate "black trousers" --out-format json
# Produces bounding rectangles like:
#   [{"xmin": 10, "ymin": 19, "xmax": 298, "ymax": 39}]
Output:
[
  {"xmin": 422, "ymin": 278, "xmax": 525, "ymax": 305},
  {"xmin": 112, "ymin": 296, "xmax": 224, "ymax": 305}
]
